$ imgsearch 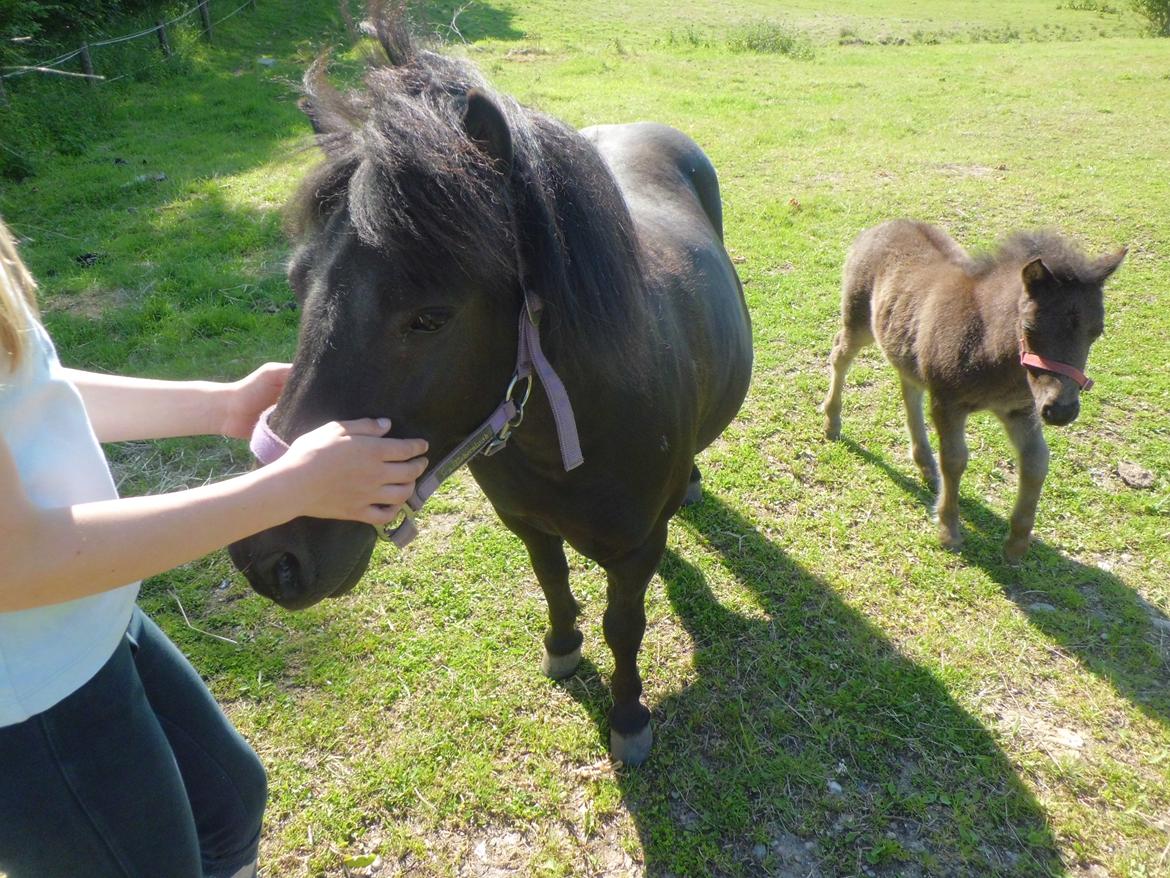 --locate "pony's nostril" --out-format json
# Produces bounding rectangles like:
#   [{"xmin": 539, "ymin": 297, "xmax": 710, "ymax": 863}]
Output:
[
  {"xmin": 1041, "ymin": 404, "xmax": 1054, "ymax": 421},
  {"xmin": 274, "ymin": 553, "xmax": 301, "ymax": 600}
]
